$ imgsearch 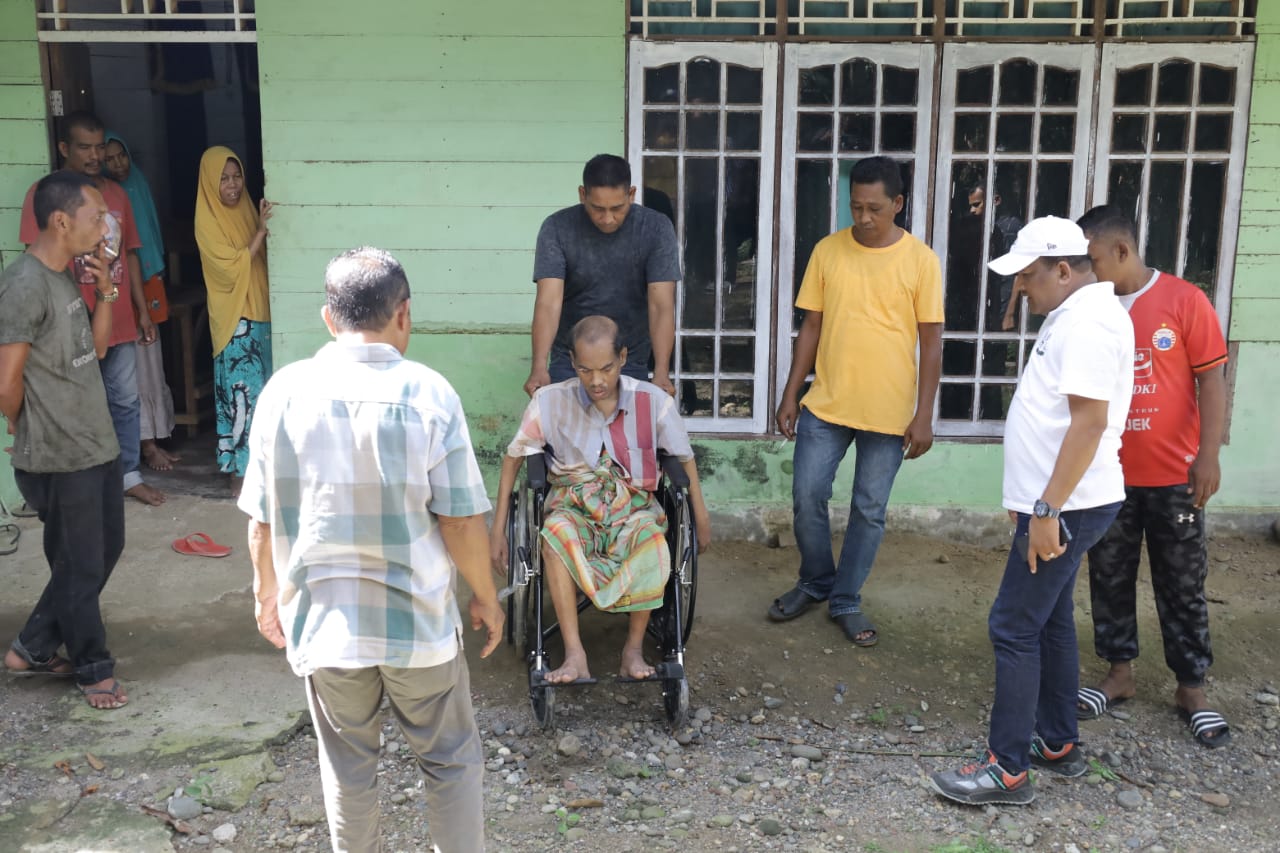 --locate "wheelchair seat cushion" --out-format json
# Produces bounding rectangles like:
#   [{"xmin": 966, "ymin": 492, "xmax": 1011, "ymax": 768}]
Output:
[{"xmin": 541, "ymin": 453, "xmax": 671, "ymax": 613}]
